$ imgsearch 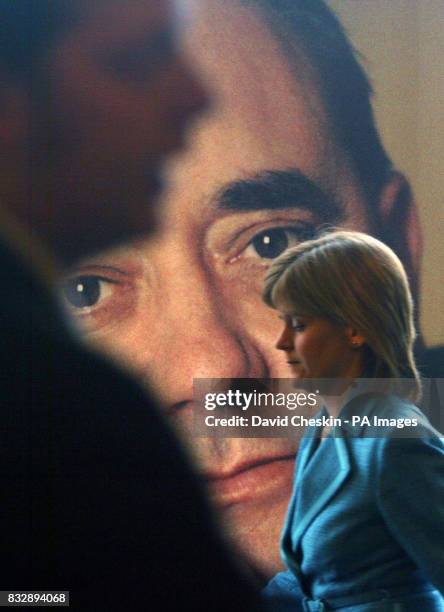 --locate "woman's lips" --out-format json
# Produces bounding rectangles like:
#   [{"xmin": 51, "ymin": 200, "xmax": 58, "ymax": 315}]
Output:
[{"xmin": 205, "ymin": 455, "xmax": 296, "ymax": 509}]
